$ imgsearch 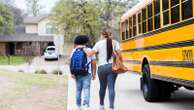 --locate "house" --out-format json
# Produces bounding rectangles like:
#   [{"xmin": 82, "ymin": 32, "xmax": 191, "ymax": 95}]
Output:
[{"xmin": 0, "ymin": 16, "xmax": 64, "ymax": 56}]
